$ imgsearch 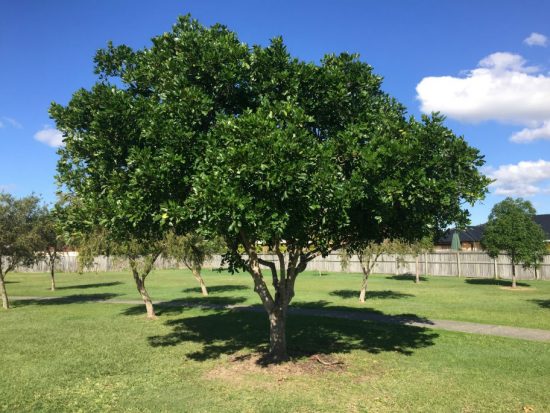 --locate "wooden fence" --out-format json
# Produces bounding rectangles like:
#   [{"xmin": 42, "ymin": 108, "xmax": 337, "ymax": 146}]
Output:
[{"xmin": 16, "ymin": 251, "xmax": 550, "ymax": 280}]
